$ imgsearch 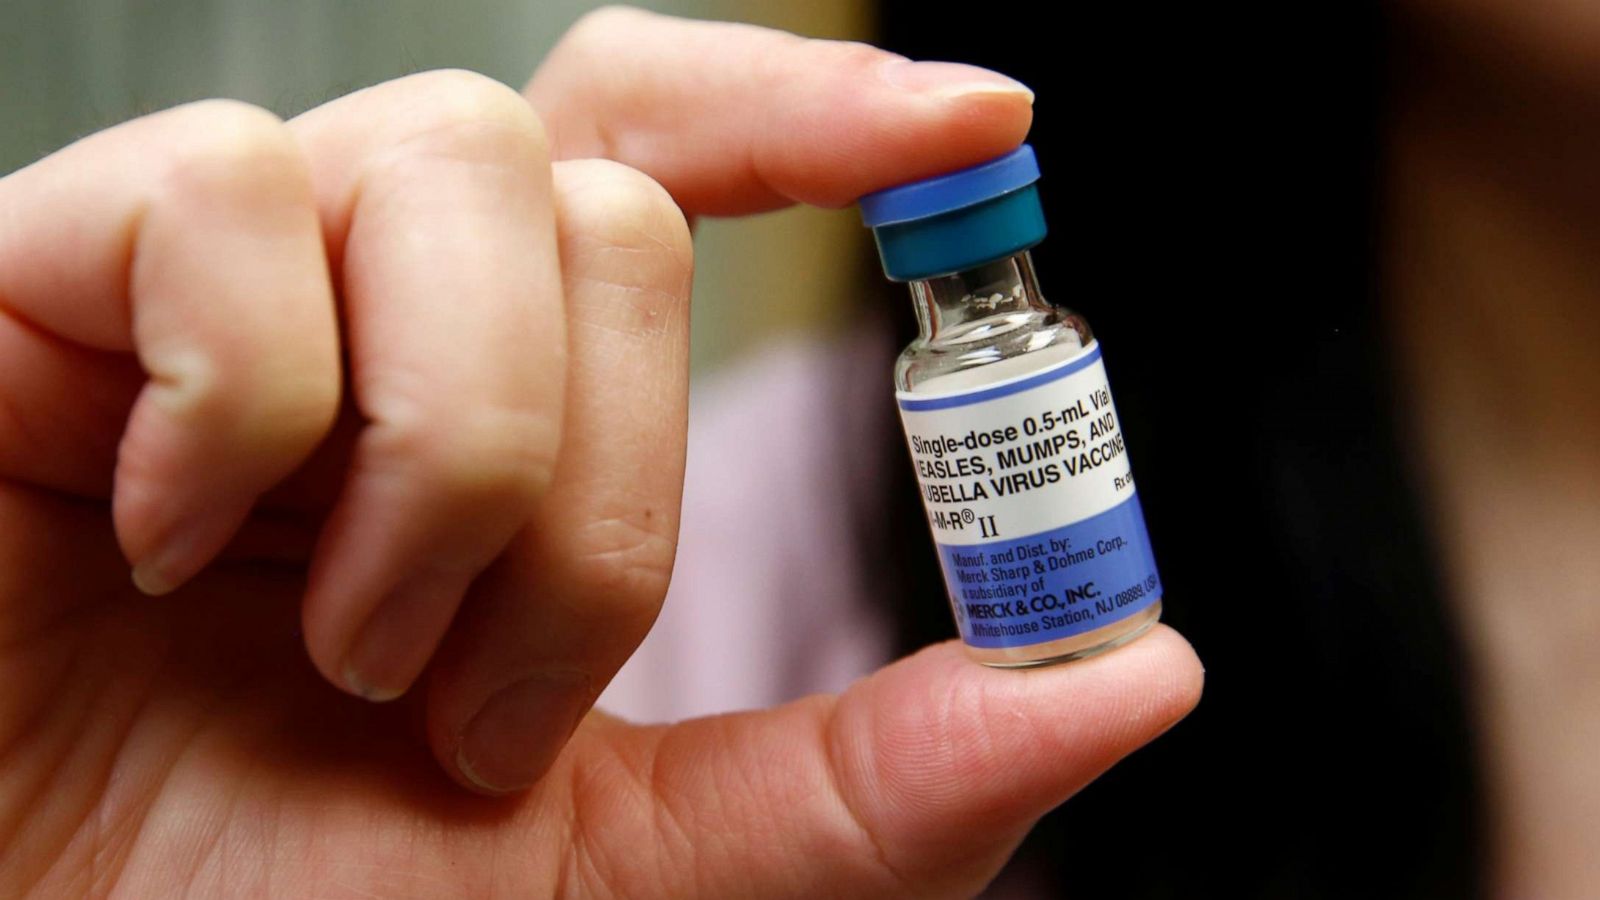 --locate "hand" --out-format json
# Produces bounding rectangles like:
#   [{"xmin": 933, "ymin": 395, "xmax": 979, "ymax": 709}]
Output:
[{"xmin": 0, "ymin": 8, "xmax": 1201, "ymax": 897}]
